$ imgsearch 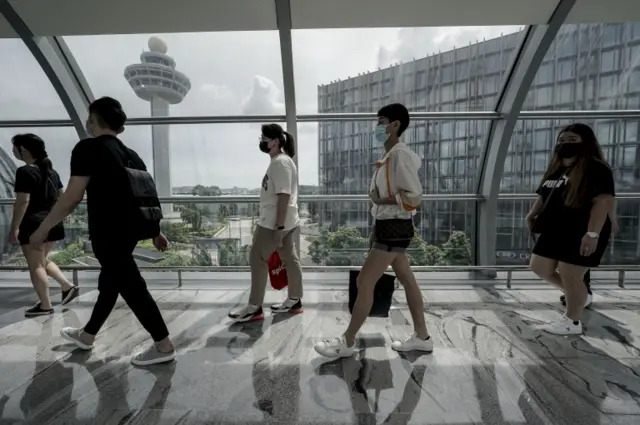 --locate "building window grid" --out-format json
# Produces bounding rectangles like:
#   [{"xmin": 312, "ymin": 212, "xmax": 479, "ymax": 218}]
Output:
[{"xmin": 317, "ymin": 22, "xmax": 640, "ymax": 252}]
